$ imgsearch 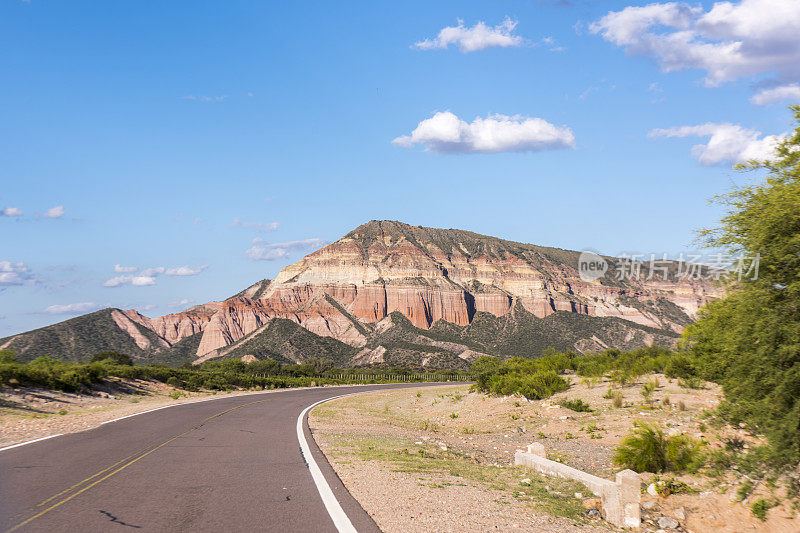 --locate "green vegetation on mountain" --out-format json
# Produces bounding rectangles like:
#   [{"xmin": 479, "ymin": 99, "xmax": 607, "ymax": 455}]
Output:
[
  {"xmin": 684, "ymin": 105, "xmax": 800, "ymax": 465},
  {"xmin": 0, "ymin": 309, "xmax": 162, "ymax": 363},
  {"xmin": 223, "ymin": 318, "xmax": 357, "ymax": 364}
]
